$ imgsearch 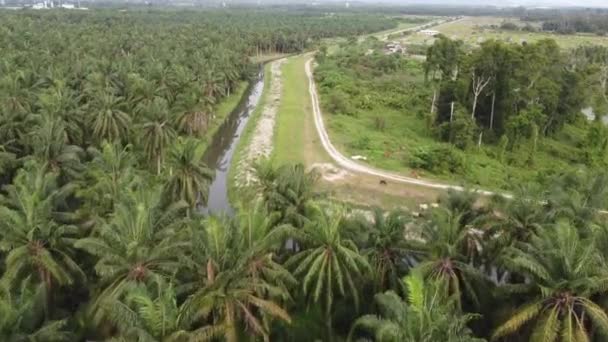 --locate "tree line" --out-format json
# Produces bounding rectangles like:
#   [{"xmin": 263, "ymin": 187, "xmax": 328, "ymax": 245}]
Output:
[
  {"xmin": 426, "ymin": 36, "xmax": 608, "ymax": 154},
  {"xmin": 521, "ymin": 12, "xmax": 608, "ymax": 35}
]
